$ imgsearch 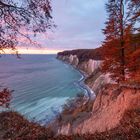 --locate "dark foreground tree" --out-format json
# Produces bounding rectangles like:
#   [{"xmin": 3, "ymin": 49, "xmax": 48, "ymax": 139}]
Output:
[
  {"xmin": 0, "ymin": 0, "xmax": 53, "ymax": 54},
  {"xmin": 127, "ymin": 33, "xmax": 140, "ymax": 83},
  {"xmin": 102, "ymin": 0, "xmax": 140, "ymax": 83}
]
